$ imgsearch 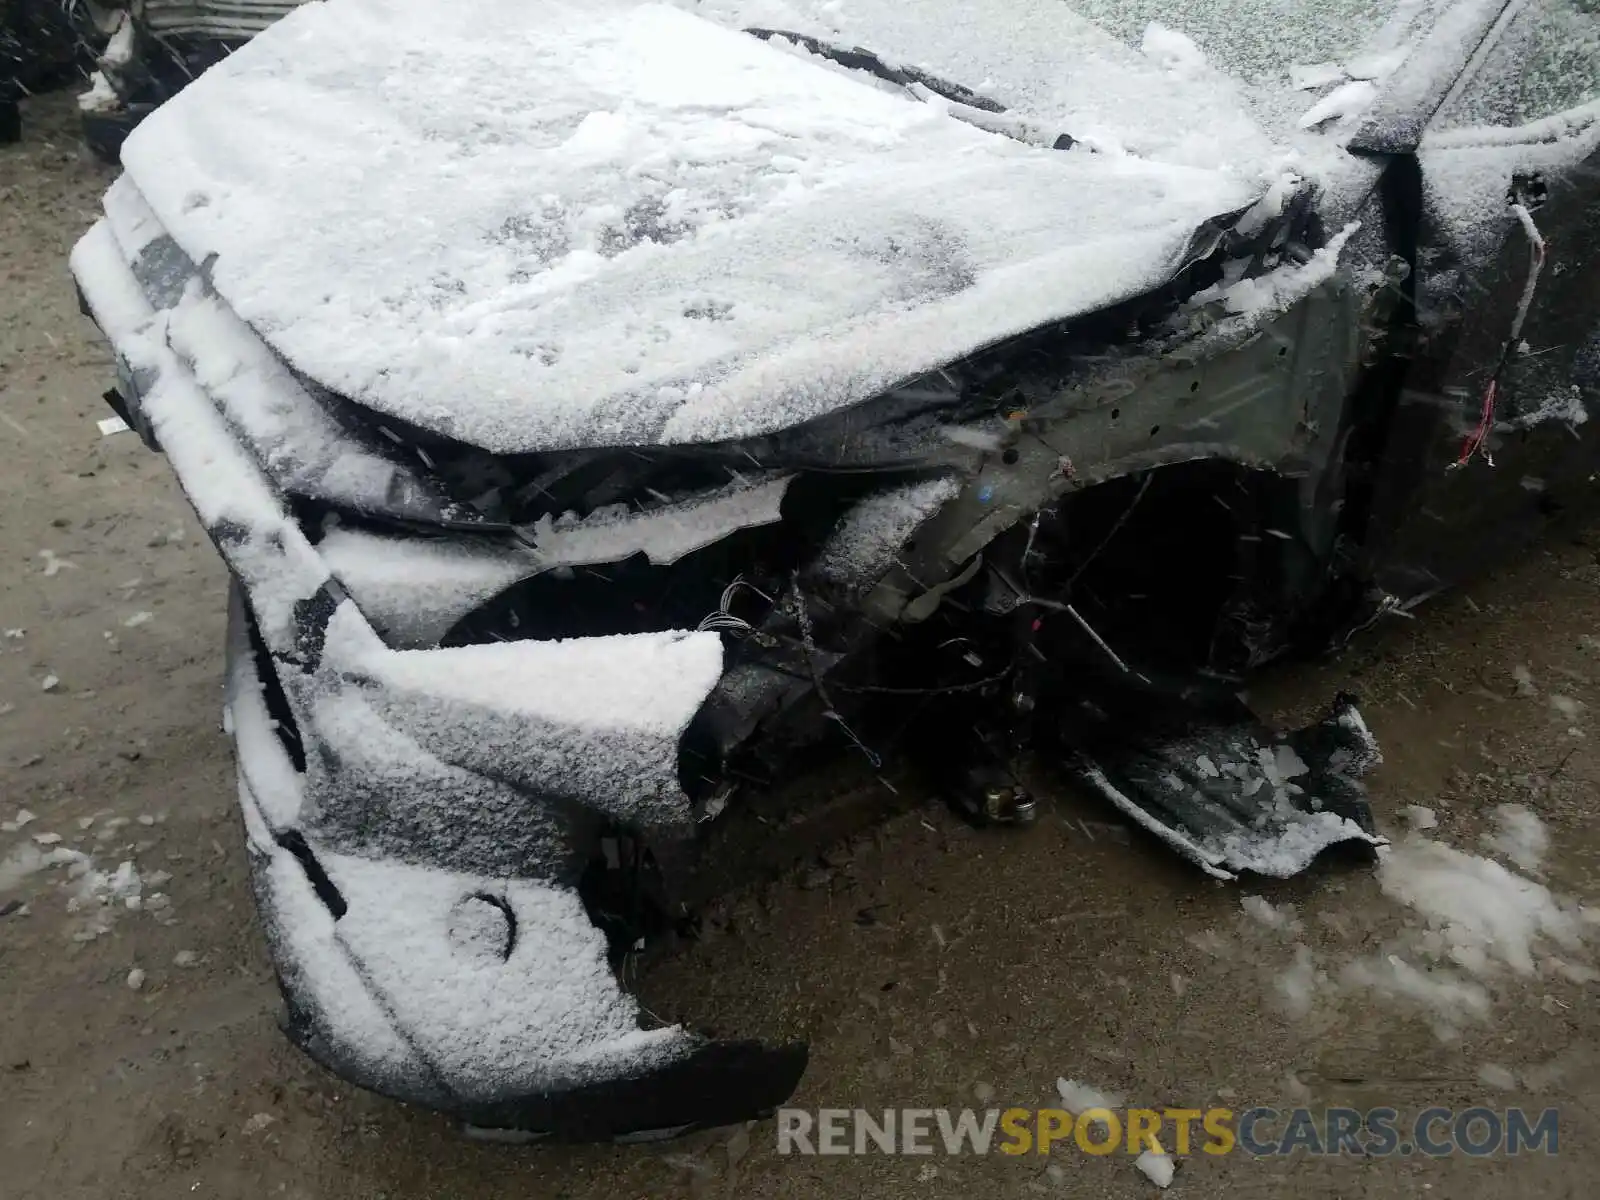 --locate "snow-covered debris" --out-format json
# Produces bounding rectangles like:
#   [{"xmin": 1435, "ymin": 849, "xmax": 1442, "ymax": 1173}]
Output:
[
  {"xmin": 1189, "ymin": 222, "xmax": 1360, "ymax": 321},
  {"xmin": 318, "ymin": 530, "xmax": 553, "ymax": 649},
  {"xmin": 1233, "ymin": 171, "xmax": 1302, "ymax": 238},
  {"xmin": 292, "ymin": 849, "xmax": 690, "ymax": 1097},
  {"xmin": 1482, "ymin": 805, "xmax": 1550, "ymax": 874},
  {"xmin": 1297, "ymin": 80, "xmax": 1378, "ymax": 129},
  {"xmin": 1057, "ymin": 1076, "xmax": 1174, "ymax": 1186},
  {"xmin": 117, "ymin": 0, "xmax": 1262, "ymax": 454}
]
